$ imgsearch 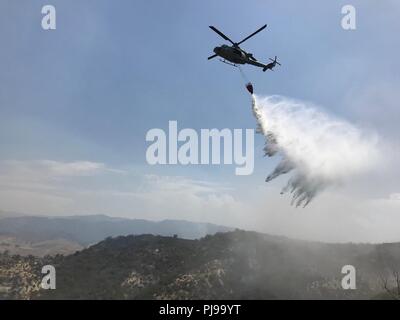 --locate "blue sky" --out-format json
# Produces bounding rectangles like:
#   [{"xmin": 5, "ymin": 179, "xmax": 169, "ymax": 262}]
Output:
[{"xmin": 1, "ymin": 0, "xmax": 400, "ymax": 242}]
